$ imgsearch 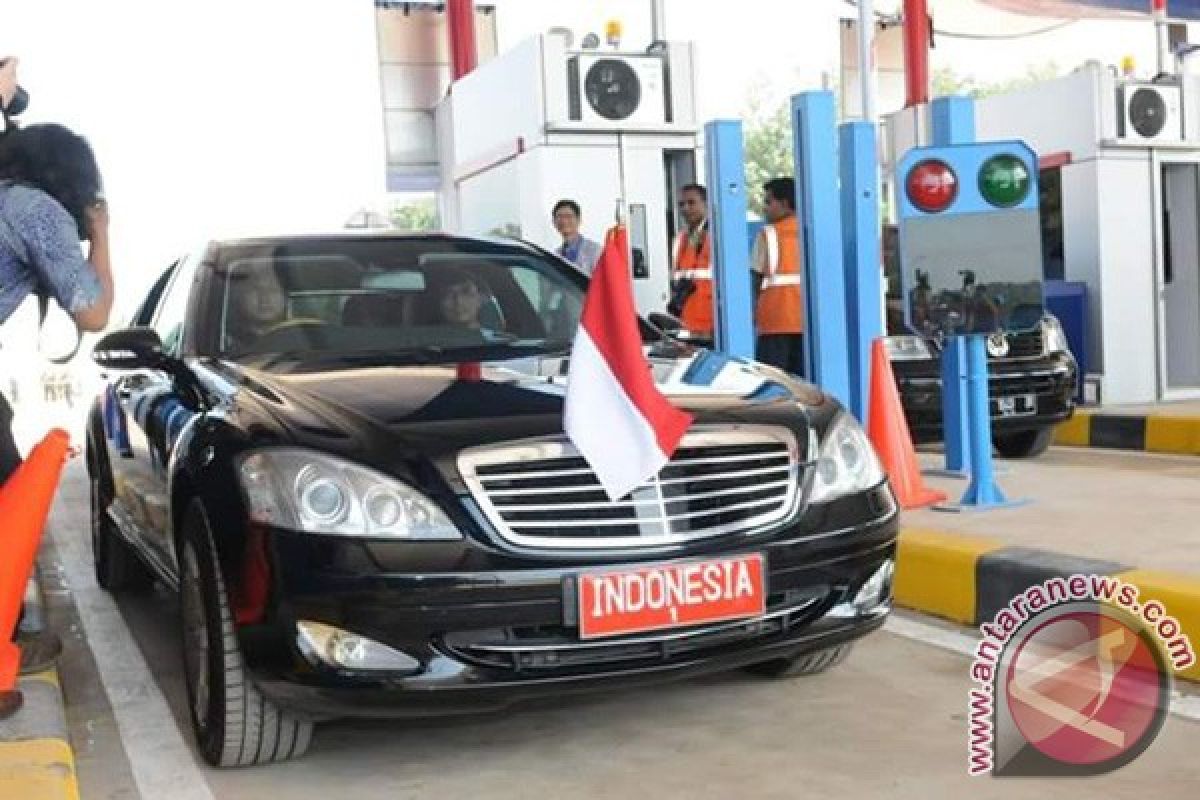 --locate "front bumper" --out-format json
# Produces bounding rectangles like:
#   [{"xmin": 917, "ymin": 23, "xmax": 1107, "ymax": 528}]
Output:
[
  {"xmin": 237, "ymin": 487, "xmax": 899, "ymax": 720},
  {"xmin": 894, "ymin": 351, "xmax": 1077, "ymax": 443}
]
